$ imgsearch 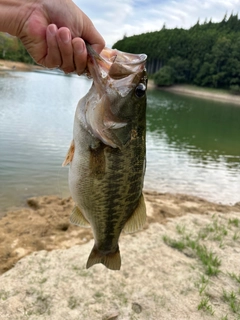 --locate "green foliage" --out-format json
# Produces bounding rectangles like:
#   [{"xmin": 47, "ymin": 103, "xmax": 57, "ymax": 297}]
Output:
[
  {"xmin": 222, "ymin": 289, "xmax": 240, "ymax": 314},
  {"xmin": 198, "ymin": 297, "xmax": 214, "ymax": 315},
  {"xmin": 154, "ymin": 66, "xmax": 175, "ymax": 86},
  {"xmin": 113, "ymin": 13, "xmax": 240, "ymax": 90},
  {"xmin": 0, "ymin": 32, "xmax": 34, "ymax": 64},
  {"xmin": 230, "ymin": 85, "xmax": 240, "ymax": 95}
]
